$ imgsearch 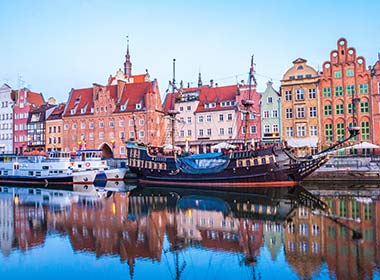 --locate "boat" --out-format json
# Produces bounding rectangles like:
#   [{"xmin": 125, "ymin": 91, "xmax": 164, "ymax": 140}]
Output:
[
  {"xmin": 126, "ymin": 57, "xmax": 360, "ymax": 189},
  {"xmin": 69, "ymin": 149, "xmax": 128, "ymax": 185},
  {"xmin": 0, "ymin": 152, "xmax": 99, "ymax": 188}
]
